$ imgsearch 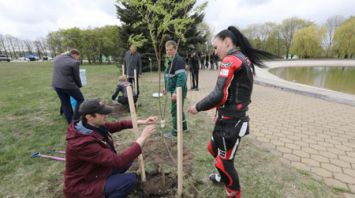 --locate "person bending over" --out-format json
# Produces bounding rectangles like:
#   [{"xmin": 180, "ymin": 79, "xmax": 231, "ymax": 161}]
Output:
[{"xmin": 64, "ymin": 99, "xmax": 157, "ymax": 198}]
